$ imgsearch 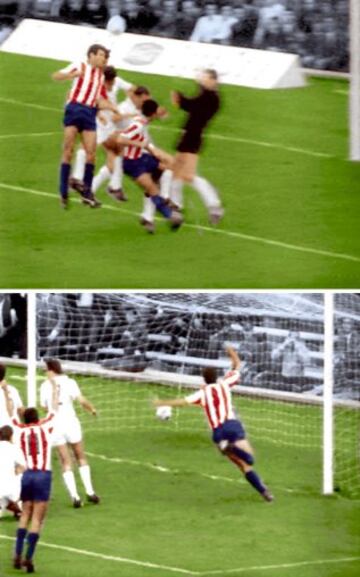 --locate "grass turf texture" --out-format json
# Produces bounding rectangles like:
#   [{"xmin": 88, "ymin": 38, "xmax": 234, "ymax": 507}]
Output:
[
  {"xmin": 1, "ymin": 370, "xmax": 359, "ymax": 577},
  {"xmin": 0, "ymin": 52, "xmax": 360, "ymax": 288}
]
